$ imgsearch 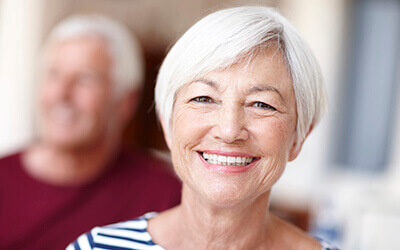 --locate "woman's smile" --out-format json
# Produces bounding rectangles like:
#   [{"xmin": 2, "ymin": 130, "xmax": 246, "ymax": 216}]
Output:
[
  {"xmin": 197, "ymin": 151, "xmax": 260, "ymax": 173},
  {"xmin": 200, "ymin": 152, "xmax": 256, "ymax": 166}
]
